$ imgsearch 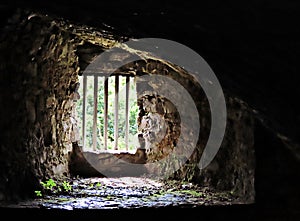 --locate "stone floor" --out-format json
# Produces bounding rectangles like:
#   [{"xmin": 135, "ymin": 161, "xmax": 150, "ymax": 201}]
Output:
[
  {"xmin": 2, "ymin": 178, "xmax": 297, "ymax": 221},
  {"xmin": 1, "ymin": 176, "xmax": 241, "ymax": 210}
]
